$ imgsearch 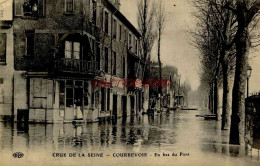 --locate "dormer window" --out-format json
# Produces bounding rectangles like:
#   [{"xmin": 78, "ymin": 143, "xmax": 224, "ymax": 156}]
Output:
[
  {"xmin": 23, "ymin": 0, "xmax": 39, "ymax": 15},
  {"xmin": 15, "ymin": 0, "xmax": 45, "ymax": 17},
  {"xmin": 65, "ymin": 0, "xmax": 74, "ymax": 14}
]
